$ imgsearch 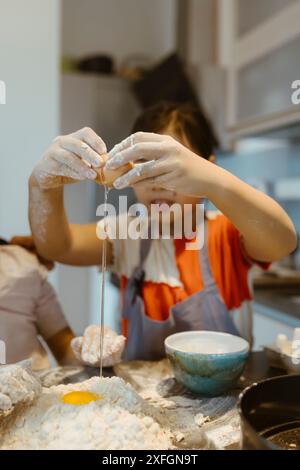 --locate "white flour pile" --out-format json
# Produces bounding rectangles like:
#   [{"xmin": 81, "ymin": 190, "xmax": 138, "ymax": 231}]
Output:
[
  {"xmin": 0, "ymin": 363, "xmax": 42, "ymax": 412},
  {"xmin": 0, "ymin": 377, "xmax": 171, "ymax": 450}
]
